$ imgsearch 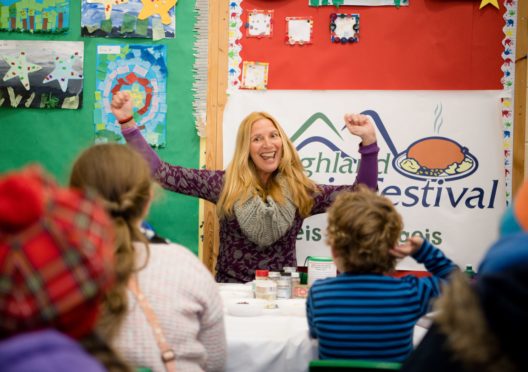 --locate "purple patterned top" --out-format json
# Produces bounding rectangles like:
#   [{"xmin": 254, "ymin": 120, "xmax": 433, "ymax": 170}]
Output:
[{"xmin": 123, "ymin": 127, "xmax": 379, "ymax": 283}]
